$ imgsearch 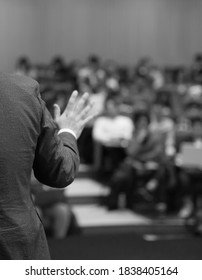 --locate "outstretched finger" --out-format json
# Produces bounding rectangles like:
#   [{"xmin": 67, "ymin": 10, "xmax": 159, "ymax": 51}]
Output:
[
  {"xmin": 65, "ymin": 90, "xmax": 78, "ymax": 114},
  {"xmin": 75, "ymin": 92, "xmax": 90, "ymax": 112},
  {"xmin": 53, "ymin": 104, "xmax": 61, "ymax": 121},
  {"xmin": 78, "ymin": 102, "xmax": 93, "ymax": 121}
]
